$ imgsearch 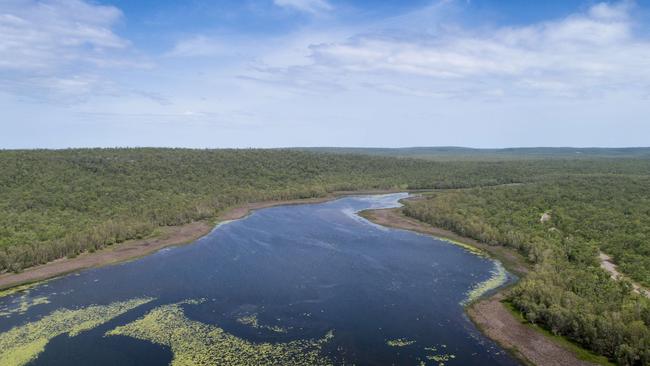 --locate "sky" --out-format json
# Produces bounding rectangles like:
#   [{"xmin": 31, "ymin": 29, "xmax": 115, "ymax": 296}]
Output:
[{"xmin": 1, "ymin": 0, "xmax": 650, "ymax": 148}]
